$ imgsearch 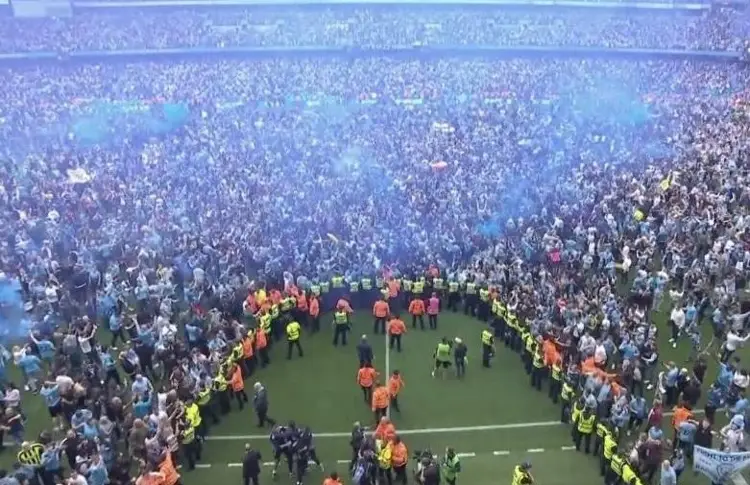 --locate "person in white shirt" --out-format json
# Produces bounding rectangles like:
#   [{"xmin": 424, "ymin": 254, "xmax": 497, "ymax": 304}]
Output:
[
  {"xmin": 722, "ymin": 330, "xmax": 750, "ymax": 362},
  {"xmin": 594, "ymin": 342, "xmax": 608, "ymax": 366},
  {"xmin": 669, "ymin": 307, "xmax": 685, "ymax": 349}
]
